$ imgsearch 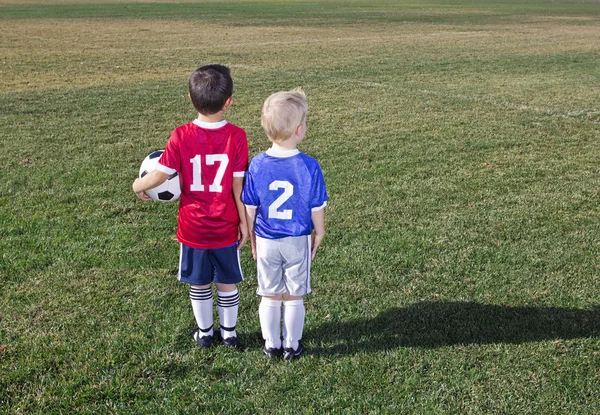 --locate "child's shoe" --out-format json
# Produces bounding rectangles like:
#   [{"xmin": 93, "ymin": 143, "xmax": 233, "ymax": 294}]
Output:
[
  {"xmin": 283, "ymin": 342, "xmax": 304, "ymax": 361},
  {"xmin": 222, "ymin": 335, "xmax": 243, "ymax": 350},
  {"xmin": 263, "ymin": 346, "xmax": 283, "ymax": 359},
  {"xmin": 192, "ymin": 329, "xmax": 216, "ymax": 348}
]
